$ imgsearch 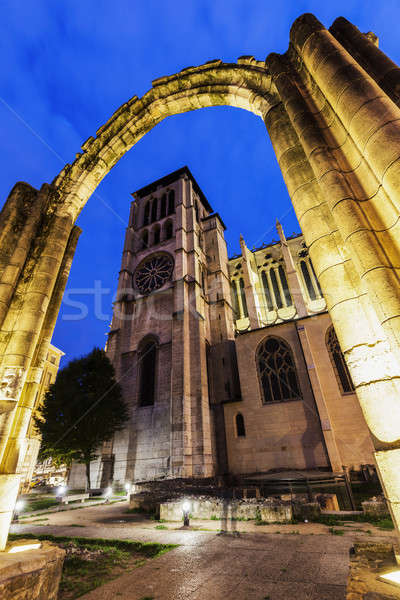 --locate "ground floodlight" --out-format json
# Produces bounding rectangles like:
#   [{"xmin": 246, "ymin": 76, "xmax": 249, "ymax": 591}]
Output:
[
  {"xmin": 379, "ymin": 570, "xmax": 400, "ymax": 588},
  {"xmin": 15, "ymin": 500, "xmax": 24, "ymax": 512},
  {"xmin": 182, "ymin": 500, "xmax": 190, "ymax": 526}
]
